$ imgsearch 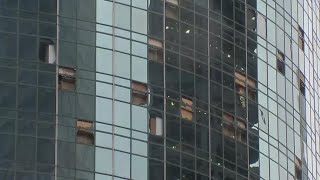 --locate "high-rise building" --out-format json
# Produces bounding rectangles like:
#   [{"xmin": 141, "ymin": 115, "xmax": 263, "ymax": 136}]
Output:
[{"xmin": 0, "ymin": 0, "xmax": 319, "ymax": 179}]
